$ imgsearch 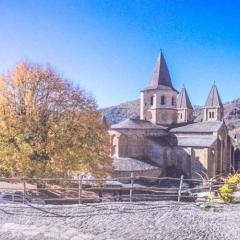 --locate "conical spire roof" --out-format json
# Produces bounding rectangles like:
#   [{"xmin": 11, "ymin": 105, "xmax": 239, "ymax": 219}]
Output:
[
  {"xmin": 101, "ymin": 114, "xmax": 108, "ymax": 128},
  {"xmin": 177, "ymin": 87, "xmax": 193, "ymax": 109},
  {"xmin": 143, "ymin": 52, "xmax": 177, "ymax": 92},
  {"xmin": 204, "ymin": 83, "xmax": 223, "ymax": 108}
]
